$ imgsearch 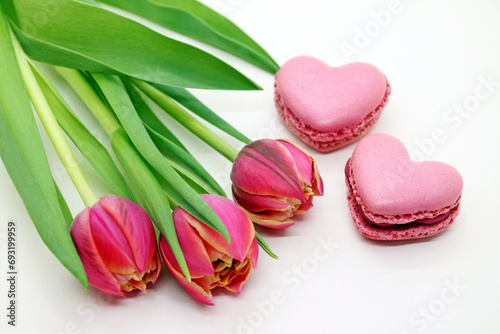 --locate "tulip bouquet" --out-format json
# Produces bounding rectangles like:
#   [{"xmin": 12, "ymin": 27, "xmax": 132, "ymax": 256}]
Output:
[{"xmin": 0, "ymin": 0, "xmax": 324, "ymax": 305}]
